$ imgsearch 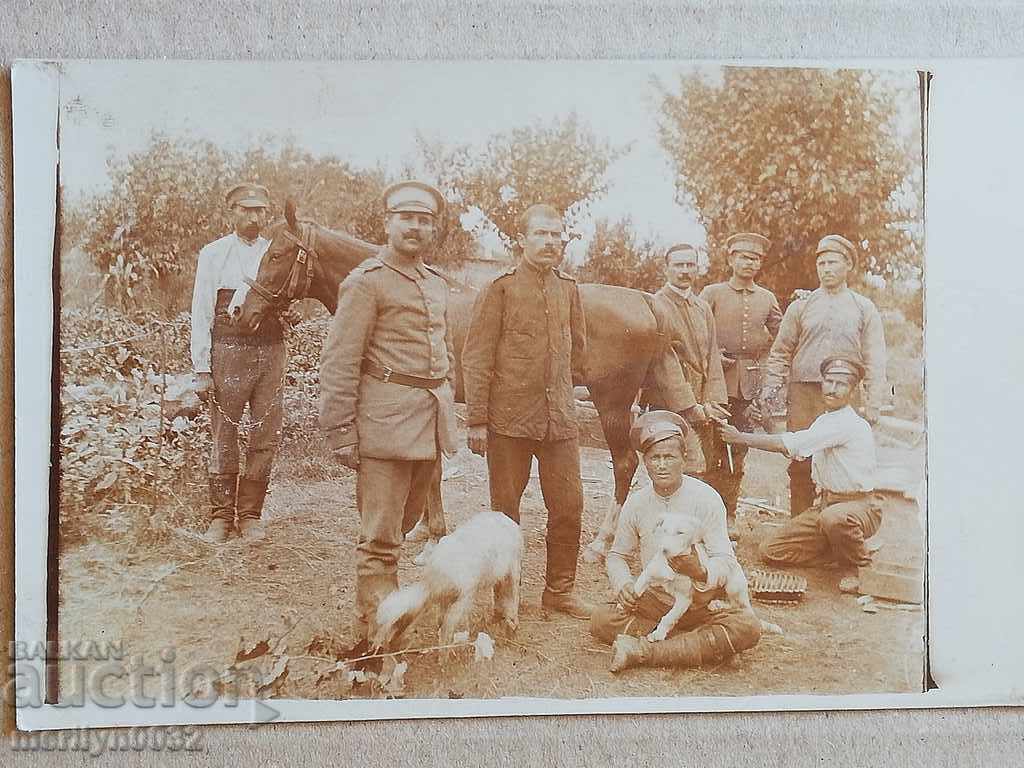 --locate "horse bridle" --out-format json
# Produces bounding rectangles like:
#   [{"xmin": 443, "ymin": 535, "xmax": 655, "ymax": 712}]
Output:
[{"xmin": 243, "ymin": 222, "xmax": 321, "ymax": 308}]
